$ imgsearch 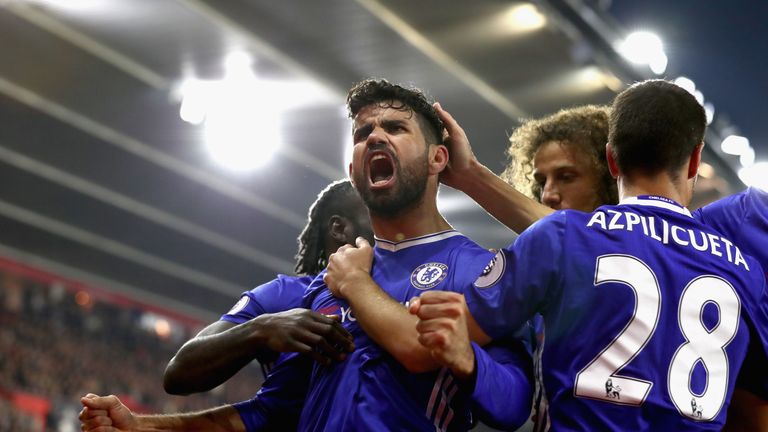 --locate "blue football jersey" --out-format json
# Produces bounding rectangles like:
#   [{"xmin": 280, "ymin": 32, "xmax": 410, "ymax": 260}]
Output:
[
  {"xmin": 221, "ymin": 274, "xmax": 315, "ymax": 431},
  {"xmin": 298, "ymin": 231, "xmax": 533, "ymax": 431},
  {"xmin": 464, "ymin": 196, "xmax": 768, "ymax": 430},
  {"xmin": 693, "ymin": 187, "xmax": 768, "ymax": 277}
]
